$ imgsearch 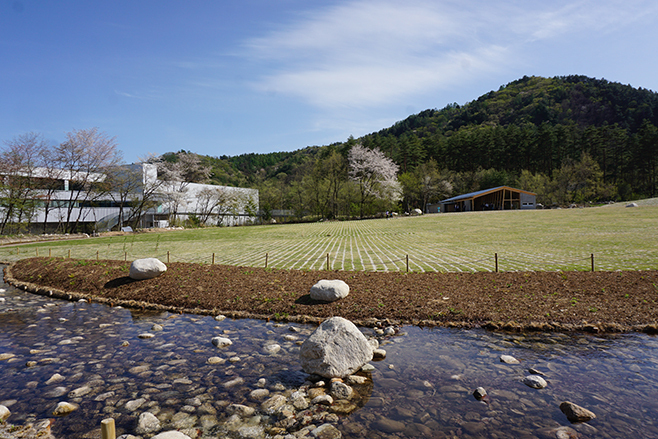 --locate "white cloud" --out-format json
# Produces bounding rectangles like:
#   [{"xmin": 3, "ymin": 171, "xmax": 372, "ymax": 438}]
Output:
[
  {"xmin": 517, "ymin": 0, "xmax": 658, "ymax": 41},
  {"xmin": 246, "ymin": 0, "xmax": 507, "ymax": 108},
  {"xmin": 243, "ymin": 0, "xmax": 658, "ymax": 110},
  {"xmin": 261, "ymin": 46, "xmax": 508, "ymax": 108}
]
